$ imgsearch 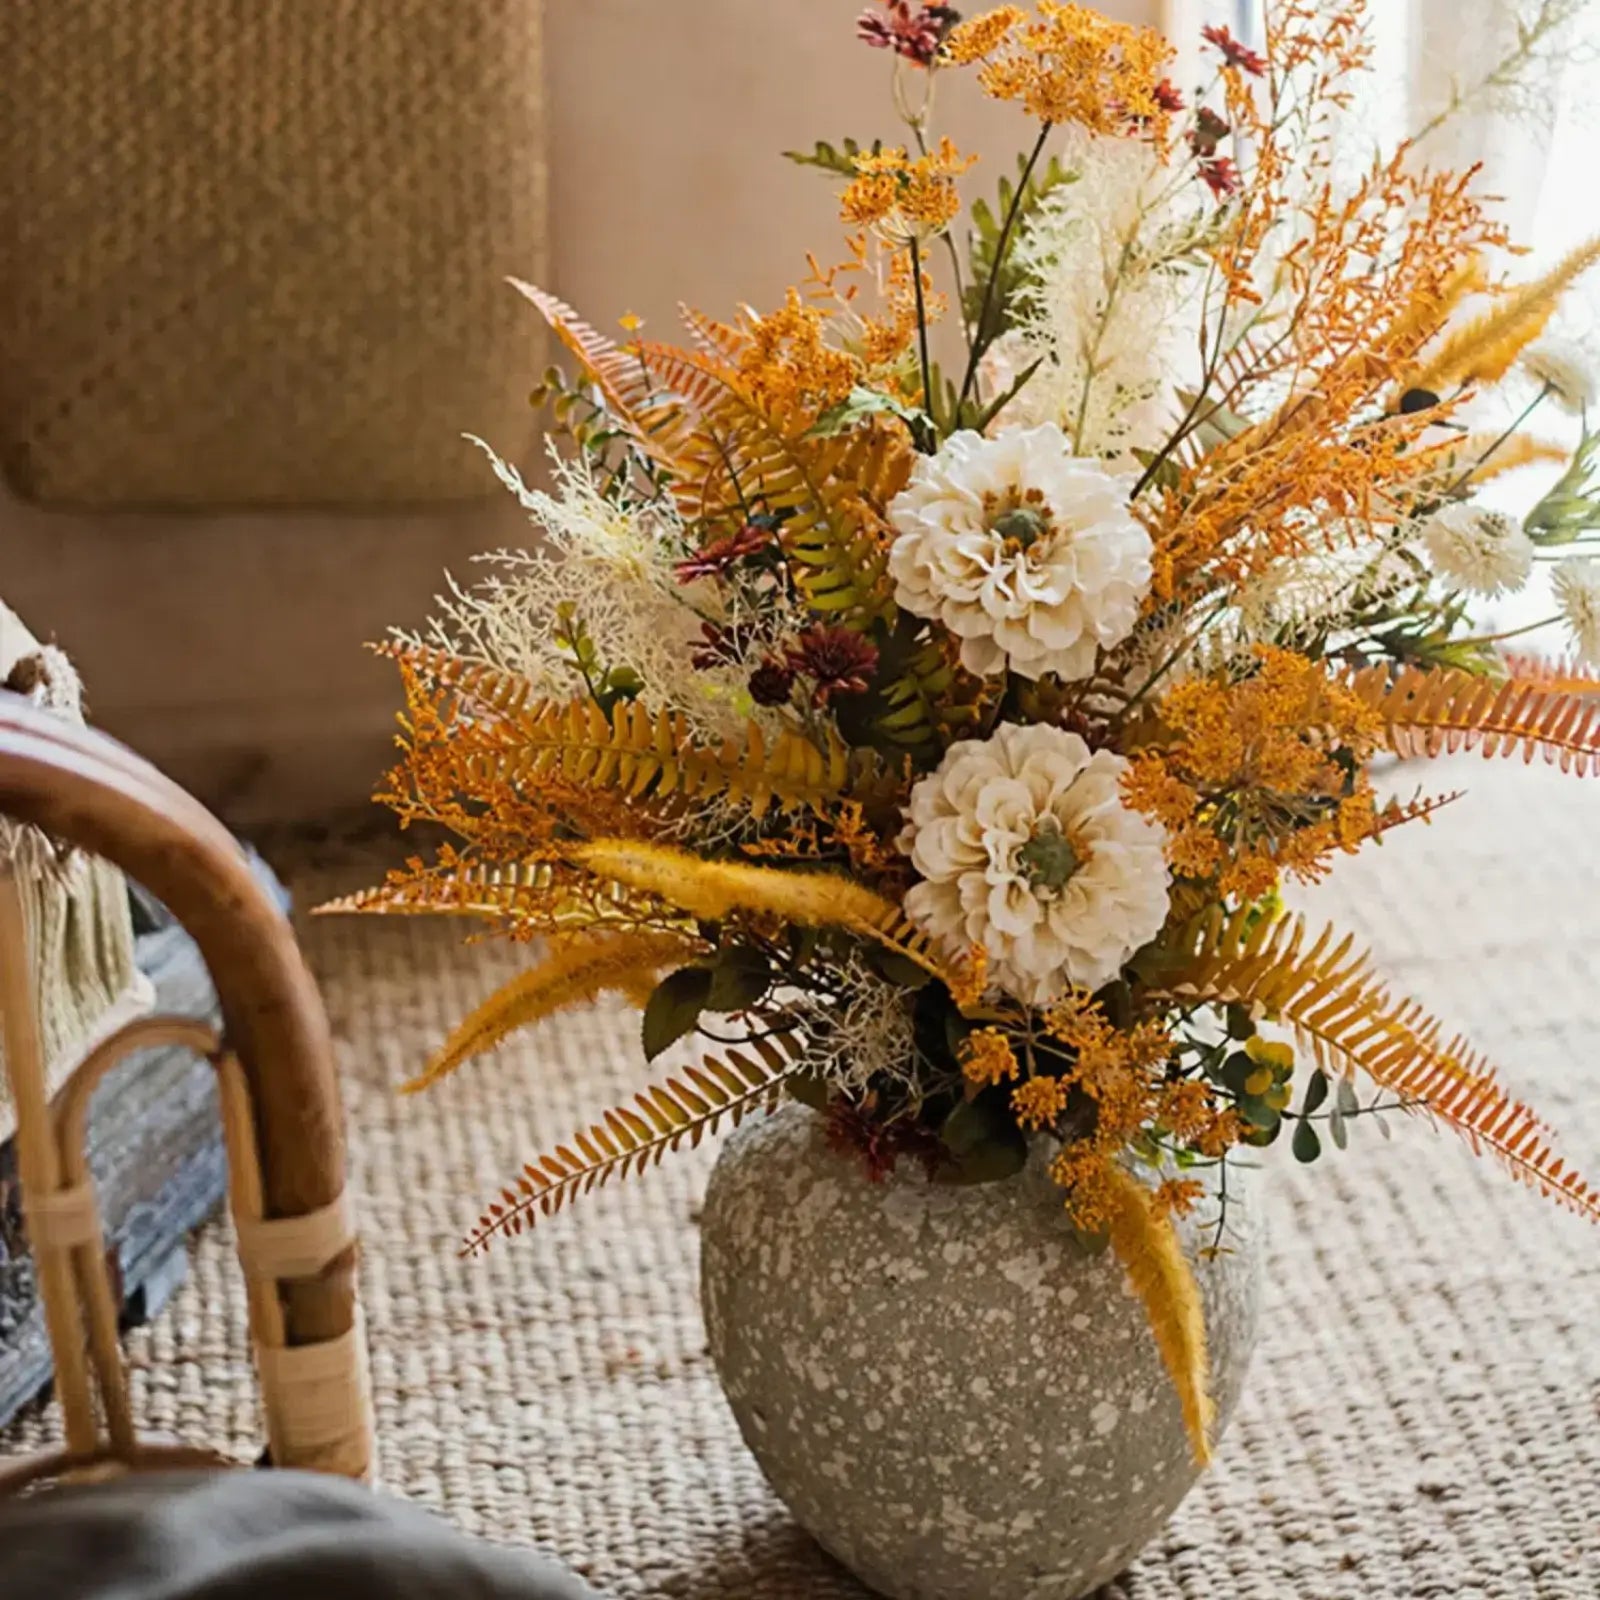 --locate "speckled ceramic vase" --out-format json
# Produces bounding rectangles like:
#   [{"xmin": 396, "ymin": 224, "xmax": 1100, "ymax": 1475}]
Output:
[{"xmin": 700, "ymin": 1103, "xmax": 1262, "ymax": 1600}]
